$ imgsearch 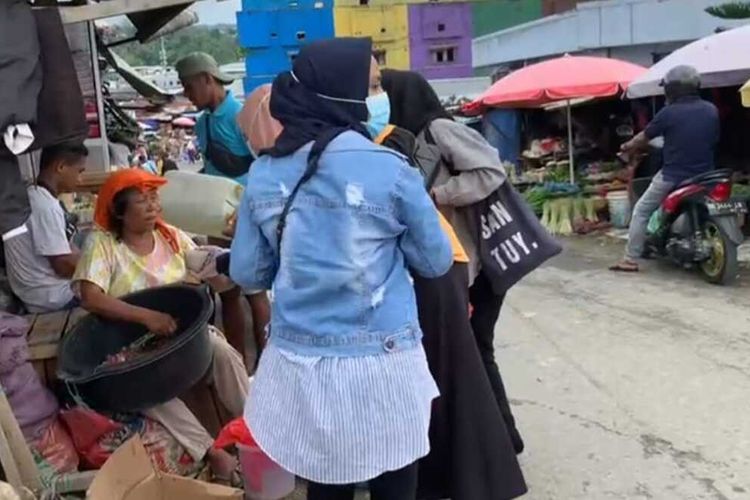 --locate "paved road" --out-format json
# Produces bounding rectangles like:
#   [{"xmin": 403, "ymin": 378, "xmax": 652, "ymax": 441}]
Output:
[{"xmin": 499, "ymin": 236, "xmax": 750, "ymax": 500}]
